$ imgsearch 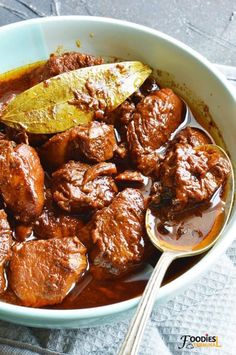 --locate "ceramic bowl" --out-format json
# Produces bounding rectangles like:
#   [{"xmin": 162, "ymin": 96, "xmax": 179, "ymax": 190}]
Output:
[{"xmin": 0, "ymin": 16, "xmax": 235, "ymax": 328}]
